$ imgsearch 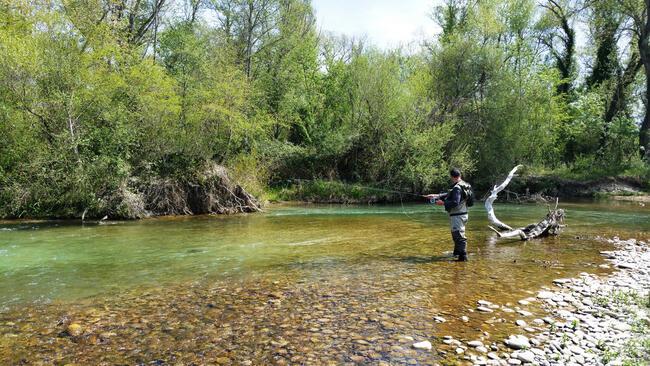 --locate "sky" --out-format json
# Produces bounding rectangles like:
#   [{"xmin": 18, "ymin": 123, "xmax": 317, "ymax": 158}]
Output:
[{"xmin": 311, "ymin": 0, "xmax": 441, "ymax": 49}]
